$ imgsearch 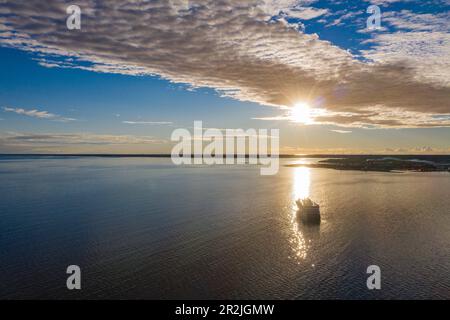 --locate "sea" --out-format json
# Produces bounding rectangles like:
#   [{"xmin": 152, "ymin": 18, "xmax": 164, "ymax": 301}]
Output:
[{"xmin": 0, "ymin": 156, "xmax": 449, "ymax": 299}]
